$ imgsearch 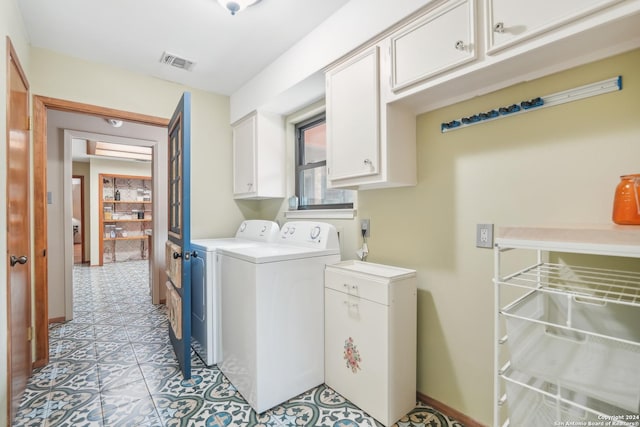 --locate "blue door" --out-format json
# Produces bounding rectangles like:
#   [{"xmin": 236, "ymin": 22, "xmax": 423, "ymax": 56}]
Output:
[{"xmin": 167, "ymin": 92, "xmax": 192, "ymax": 379}]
